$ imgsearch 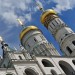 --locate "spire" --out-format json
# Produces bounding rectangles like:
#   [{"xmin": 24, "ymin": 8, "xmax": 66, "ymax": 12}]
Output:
[{"xmin": 20, "ymin": 45, "xmax": 25, "ymax": 51}]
